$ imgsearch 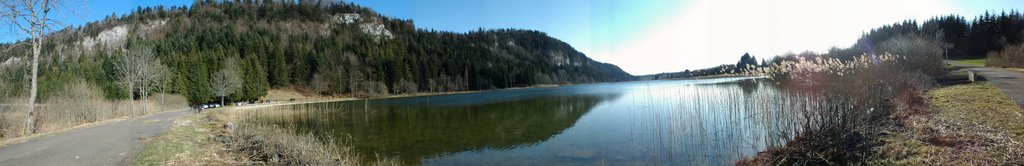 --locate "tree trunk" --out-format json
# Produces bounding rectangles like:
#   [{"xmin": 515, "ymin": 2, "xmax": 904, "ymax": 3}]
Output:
[
  {"xmin": 141, "ymin": 85, "xmax": 147, "ymax": 114},
  {"xmin": 128, "ymin": 84, "xmax": 135, "ymax": 116},
  {"xmin": 160, "ymin": 87, "xmax": 165, "ymax": 111},
  {"xmin": 220, "ymin": 96, "xmax": 225, "ymax": 106},
  {"xmin": 26, "ymin": 38, "xmax": 41, "ymax": 134}
]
